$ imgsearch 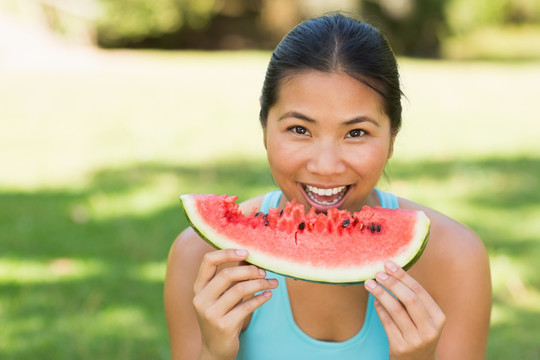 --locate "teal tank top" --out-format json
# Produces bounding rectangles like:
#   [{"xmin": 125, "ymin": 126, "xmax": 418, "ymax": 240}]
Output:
[{"xmin": 235, "ymin": 189, "xmax": 398, "ymax": 360}]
